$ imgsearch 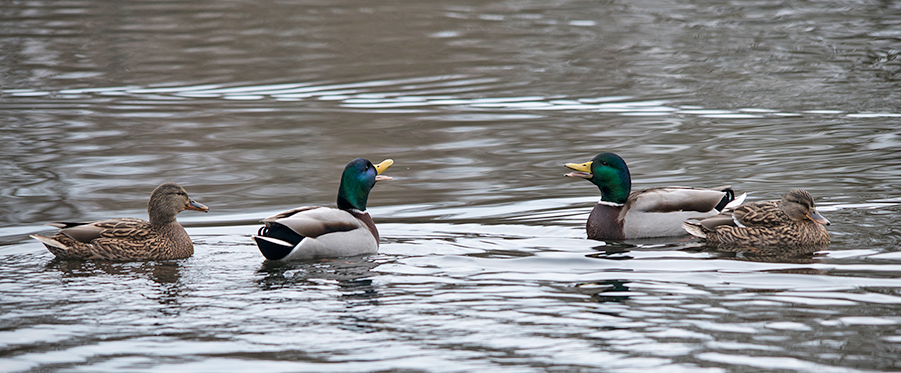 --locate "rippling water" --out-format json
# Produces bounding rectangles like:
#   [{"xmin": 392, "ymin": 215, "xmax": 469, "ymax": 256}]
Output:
[{"xmin": 2, "ymin": 1, "xmax": 901, "ymax": 372}]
